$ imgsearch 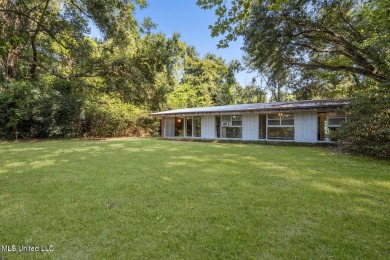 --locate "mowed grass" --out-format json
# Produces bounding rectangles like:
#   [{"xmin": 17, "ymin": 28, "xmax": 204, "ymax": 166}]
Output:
[{"xmin": 0, "ymin": 138, "xmax": 389, "ymax": 259}]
